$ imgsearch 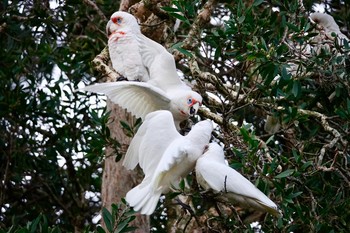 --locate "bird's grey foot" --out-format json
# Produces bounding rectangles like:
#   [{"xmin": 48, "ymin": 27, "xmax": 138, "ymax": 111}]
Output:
[{"xmin": 117, "ymin": 76, "xmax": 128, "ymax": 81}]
